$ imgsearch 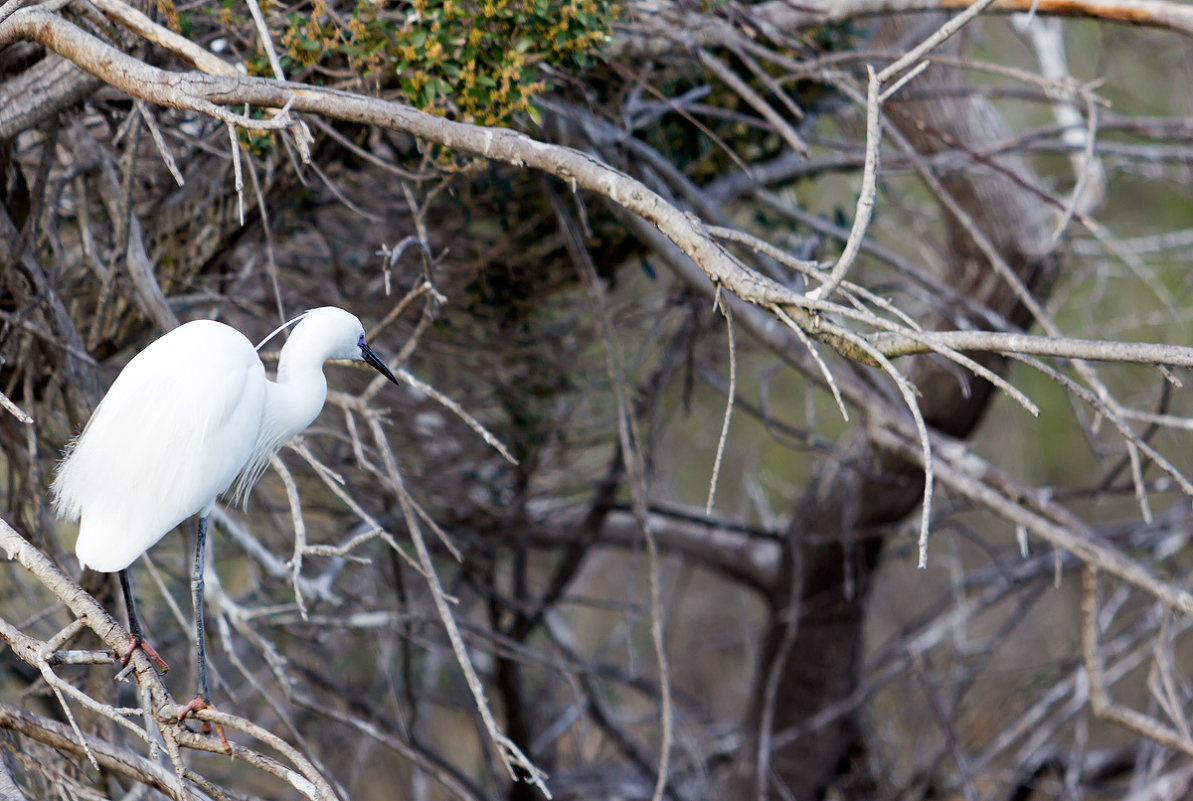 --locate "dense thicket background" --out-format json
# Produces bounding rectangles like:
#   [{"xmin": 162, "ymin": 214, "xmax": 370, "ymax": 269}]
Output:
[{"xmin": 5, "ymin": 0, "xmax": 1193, "ymax": 799}]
